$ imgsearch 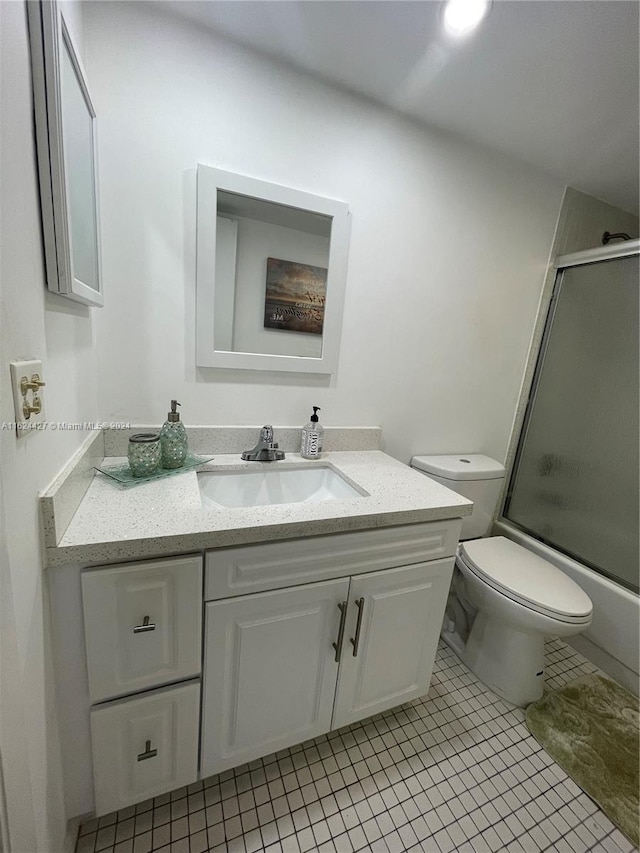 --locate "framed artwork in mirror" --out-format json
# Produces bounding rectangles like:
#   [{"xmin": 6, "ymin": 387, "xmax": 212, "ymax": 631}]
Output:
[
  {"xmin": 196, "ymin": 165, "xmax": 350, "ymax": 374},
  {"xmin": 28, "ymin": 0, "xmax": 104, "ymax": 306},
  {"xmin": 263, "ymin": 258, "xmax": 327, "ymax": 335}
]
